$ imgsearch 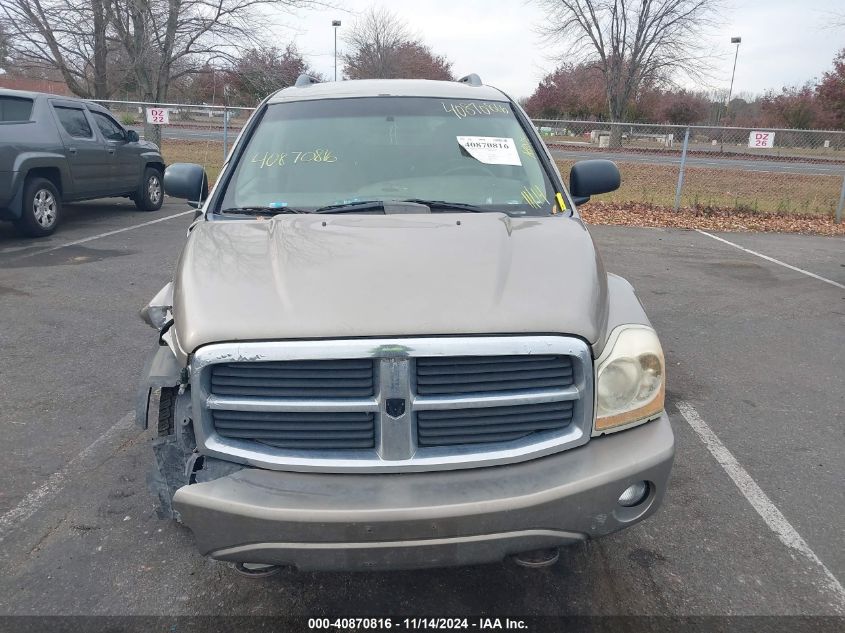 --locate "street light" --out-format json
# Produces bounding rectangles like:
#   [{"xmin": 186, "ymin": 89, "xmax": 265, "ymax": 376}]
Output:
[
  {"xmin": 720, "ymin": 36, "xmax": 741, "ymax": 153},
  {"xmin": 725, "ymin": 36, "xmax": 742, "ymax": 121},
  {"xmin": 332, "ymin": 20, "xmax": 342, "ymax": 81}
]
